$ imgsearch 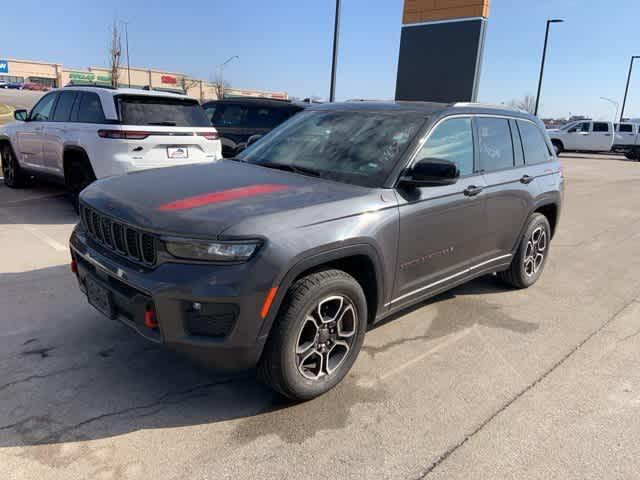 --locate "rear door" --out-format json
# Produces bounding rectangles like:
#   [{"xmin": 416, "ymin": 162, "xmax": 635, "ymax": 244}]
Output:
[
  {"xmin": 43, "ymin": 90, "xmax": 79, "ymax": 174},
  {"xmin": 615, "ymin": 123, "xmax": 636, "ymax": 147},
  {"xmin": 590, "ymin": 122, "xmax": 614, "ymax": 151},
  {"xmin": 478, "ymin": 117, "xmax": 533, "ymax": 258},
  {"xmin": 116, "ymin": 95, "xmax": 219, "ymax": 167},
  {"xmin": 15, "ymin": 91, "xmax": 58, "ymax": 170}
]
